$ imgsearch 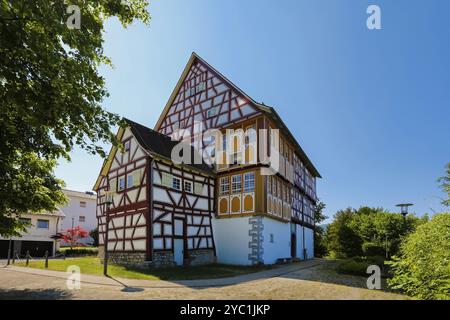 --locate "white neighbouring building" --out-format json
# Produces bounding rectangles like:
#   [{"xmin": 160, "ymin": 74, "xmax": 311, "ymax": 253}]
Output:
[
  {"xmin": 0, "ymin": 211, "xmax": 64, "ymax": 258},
  {"xmin": 59, "ymin": 189, "xmax": 97, "ymax": 246},
  {"xmin": 0, "ymin": 189, "xmax": 97, "ymax": 258}
]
